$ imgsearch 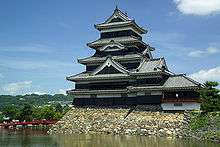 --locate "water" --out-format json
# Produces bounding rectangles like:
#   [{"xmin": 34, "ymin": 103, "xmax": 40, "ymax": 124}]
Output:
[{"xmin": 0, "ymin": 128, "xmax": 219, "ymax": 147}]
